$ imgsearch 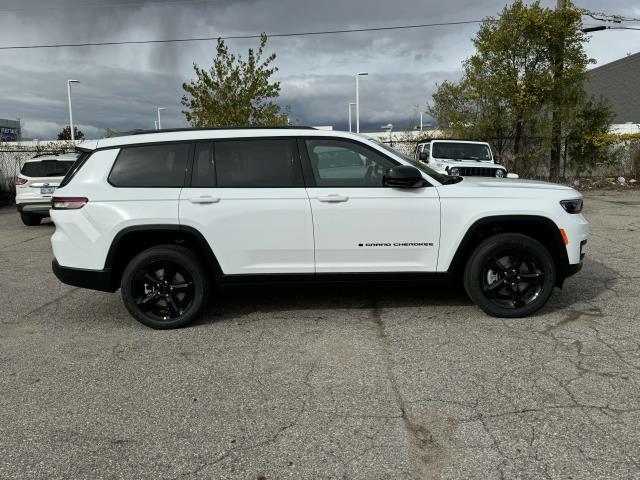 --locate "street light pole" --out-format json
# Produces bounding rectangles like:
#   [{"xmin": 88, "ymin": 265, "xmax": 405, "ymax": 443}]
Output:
[
  {"xmin": 348, "ymin": 102, "xmax": 356, "ymax": 132},
  {"xmin": 67, "ymin": 80, "xmax": 80, "ymax": 142},
  {"xmin": 157, "ymin": 107, "xmax": 166, "ymax": 130},
  {"xmin": 355, "ymin": 72, "xmax": 368, "ymax": 133}
]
